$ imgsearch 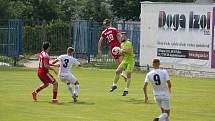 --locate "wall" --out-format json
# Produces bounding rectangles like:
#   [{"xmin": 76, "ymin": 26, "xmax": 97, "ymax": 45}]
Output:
[{"xmin": 140, "ymin": 2, "xmax": 215, "ymax": 73}]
